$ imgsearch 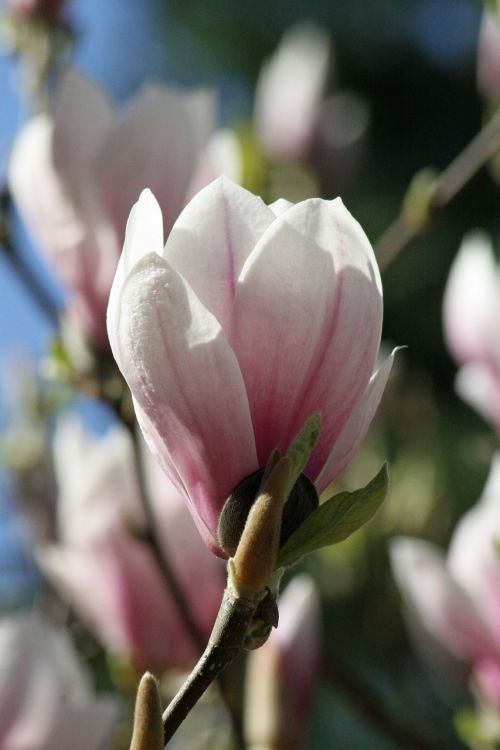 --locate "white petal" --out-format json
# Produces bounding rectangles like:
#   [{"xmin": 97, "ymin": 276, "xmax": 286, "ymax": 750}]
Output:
[
  {"xmin": 229, "ymin": 196, "xmax": 382, "ymax": 475},
  {"xmin": 443, "ymin": 231, "xmax": 499, "ymax": 365},
  {"xmin": 448, "ymin": 454, "xmax": 500, "ymax": 645},
  {"xmin": 254, "ymin": 22, "xmax": 330, "ymax": 161},
  {"xmin": 107, "ymin": 189, "xmax": 164, "ymax": 363},
  {"xmin": 96, "ymin": 85, "xmax": 216, "ymax": 242},
  {"xmin": 114, "ymin": 251, "xmax": 257, "ymax": 546},
  {"xmin": 164, "ymin": 176, "xmax": 275, "ymax": 333},
  {"xmin": 390, "ymin": 537, "xmax": 499, "ymax": 662},
  {"xmin": 52, "ymin": 69, "xmax": 115, "ymax": 184},
  {"xmin": 315, "ymin": 350, "xmax": 395, "ymax": 492}
]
